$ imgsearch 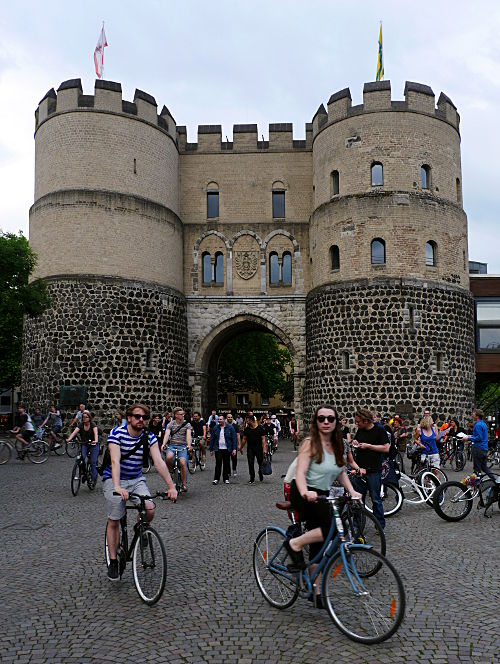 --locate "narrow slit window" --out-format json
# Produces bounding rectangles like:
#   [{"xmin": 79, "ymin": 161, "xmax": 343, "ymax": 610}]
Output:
[
  {"xmin": 207, "ymin": 191, "xmax": 219, "ymax": 219},
  {"xmin": 202, "ymin": 252, "xmax": 212, "ymax": 284},
  {"xmin": 330, "ymin": 245, "xmax": 340, "ymax": 271},
  {"xmin": 272, "ymin": 190, "xmax": 285, "ymax": 219},
  {"xmin": 456, "ymin": 178, "xmax": 462, "ymax": 203},
  {"xmin": 371, "ymin": 162, "xmax": 383, "ymax": 186},
  {"xmin": 214, "ymin": 252, "xmax": 224, "ymax": 283},
  {"xmin": 421, "ymin": 165, "xmax": 431, "ymax": 189},
  {"xmin": 426, "ymin": 241, "xmax": 437, "ymax": 267},
  {"xmin": 269, "ymin": 252, "xmax": 279, "ymax": 285},
  {"xmin": 341, "ymin": 351, "xmax": 350, "ymax": 371},
  {"xmin": 371, "ymin": 239, "xmax": 386, "ymax": 265},
  {"xmin": 282, "ymin": 252, "xmax": 292, "ymax": 285},
  {"xmin": 331, "ymin": 170, "xmax": 340, "ymax": 196}
]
